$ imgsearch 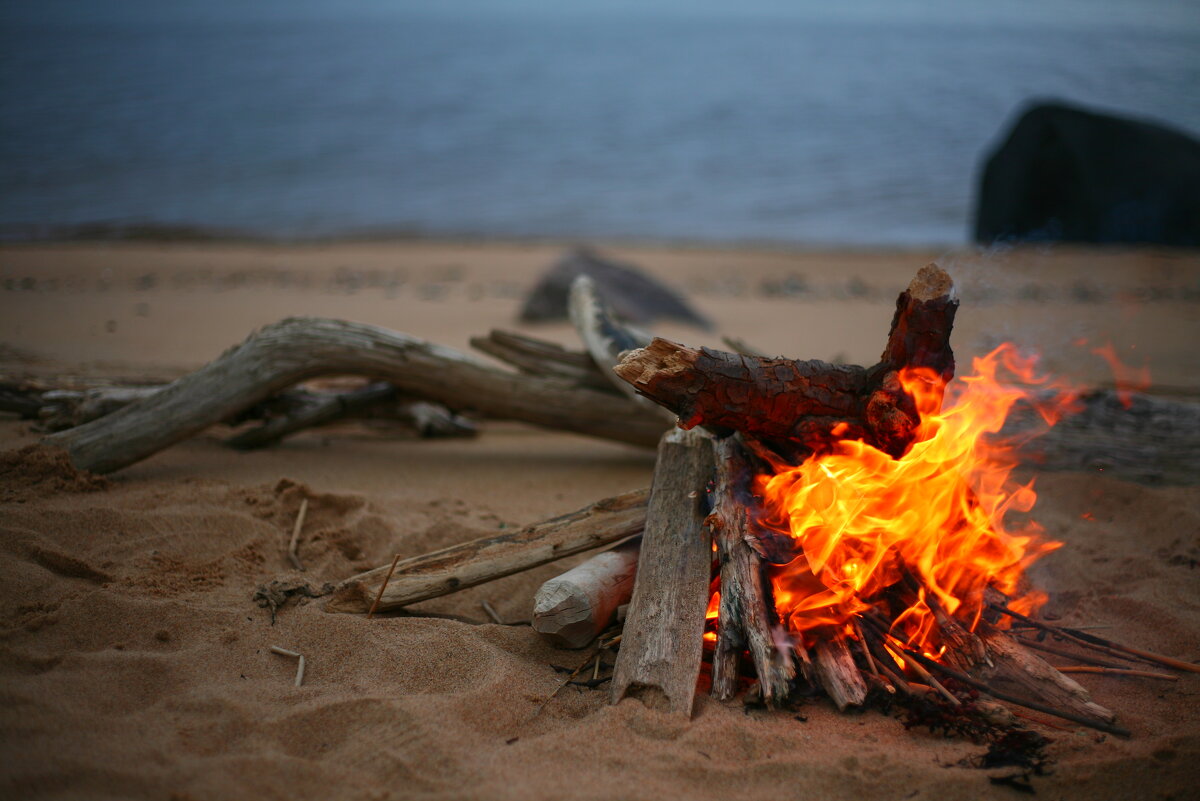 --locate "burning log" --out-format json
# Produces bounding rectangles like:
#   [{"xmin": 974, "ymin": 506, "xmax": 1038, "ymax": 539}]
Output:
[
  {"xmin": 707, "ymin": 436, "xmax": 795, "ymax": 704},
  {"xmin": 613, "ymin": 264, "xmax": 957, "ymax": 456},
  {"xmin": 532, "ymin": 535, "xmax": 641, "ymax": 649},
  {"xmin": 326, "ymin": 488, "xmax": 648, "ymax": 614},
  {"xmin": 611, "ymin": 428, "xmax": 715, "ymax": 717}
]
